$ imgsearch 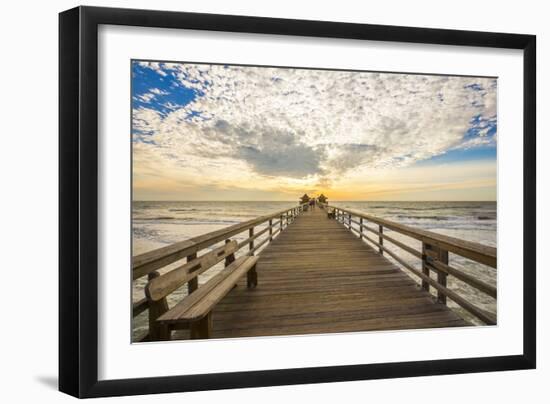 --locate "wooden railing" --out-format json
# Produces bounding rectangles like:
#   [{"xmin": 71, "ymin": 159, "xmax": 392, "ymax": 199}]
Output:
[
  {"xmin": 320, "ymin": 203, "xmax": 497, "ymax": 325},
  {"xmin": 132, "ymin": 204, "xmax": 308, "ymax": 341}
]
